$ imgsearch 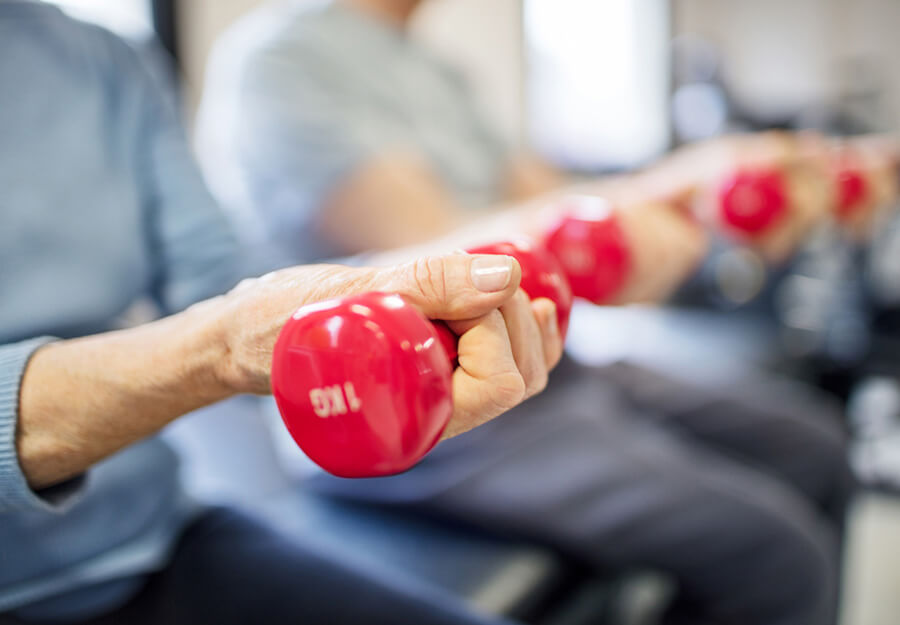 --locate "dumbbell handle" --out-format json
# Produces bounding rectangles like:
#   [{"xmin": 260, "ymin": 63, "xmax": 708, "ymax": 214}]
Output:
[{"xmin": 431, "ymin": 320, "xmax": 458, "ymax": 364}]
